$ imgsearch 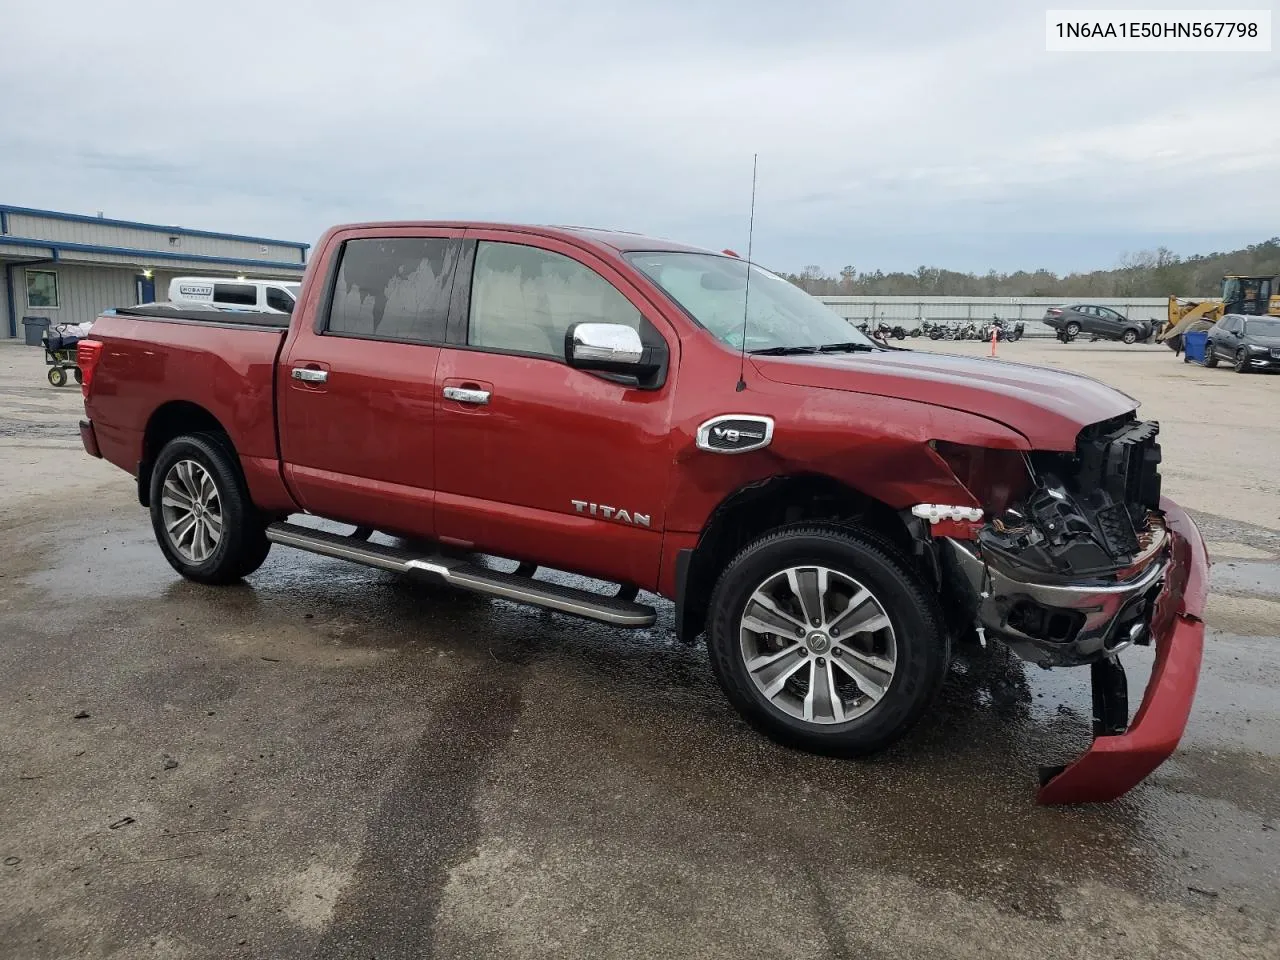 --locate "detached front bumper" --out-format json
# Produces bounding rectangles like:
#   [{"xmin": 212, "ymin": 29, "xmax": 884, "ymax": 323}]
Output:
[
  {"xmin": 946, "ymin": 497, "xmax": 1208, "ymax": 804},
  {"xmin": 1036, "ymin": 498, "xmax": 1207, "ymax": 804}
]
